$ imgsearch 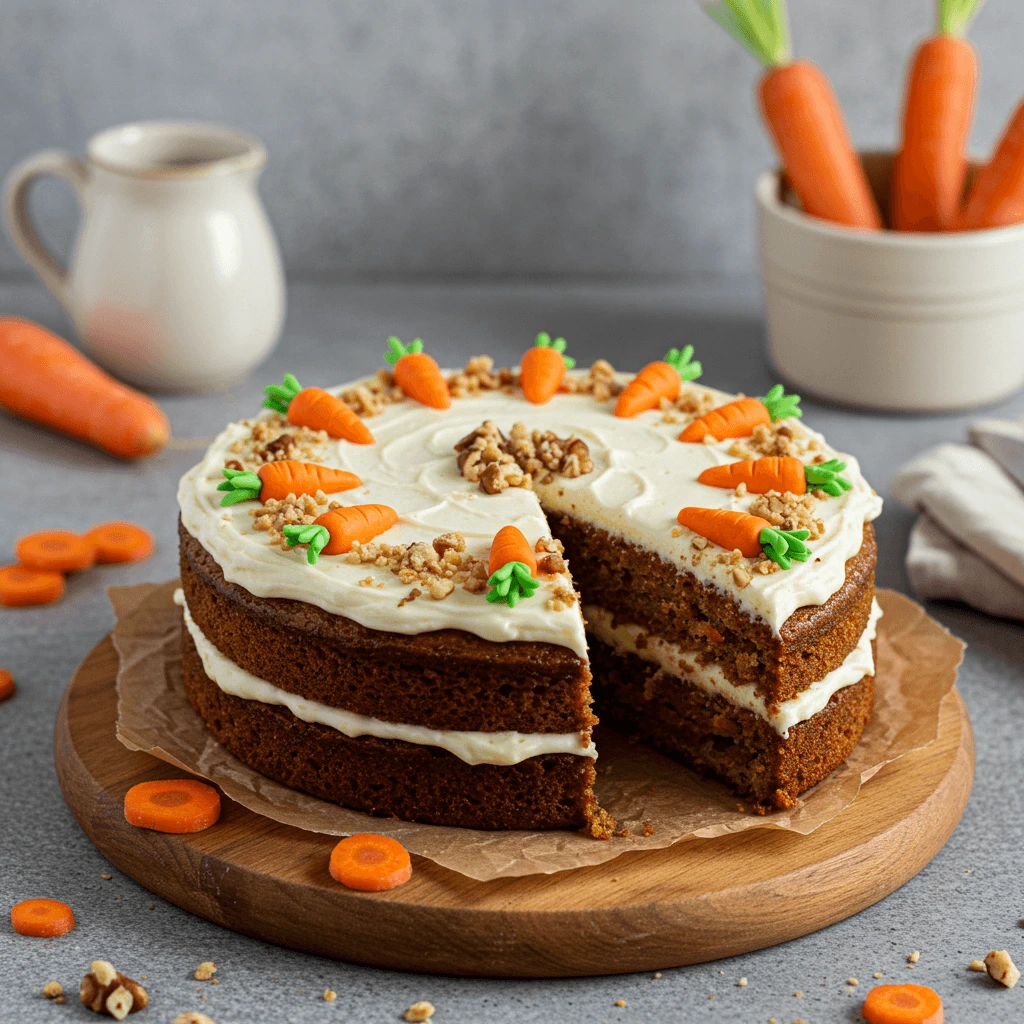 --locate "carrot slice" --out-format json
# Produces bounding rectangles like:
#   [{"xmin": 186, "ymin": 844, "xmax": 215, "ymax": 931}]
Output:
[
  {"xmin": 10, "ymin": 898, "xmax": 75, "ymax": 937},
  {"xmin": 123, "ymin": 779, "xmax": 222, "ymax": 834},
  {"xmin": 329, "ymin": 834, "xmax": 412, "ymax": 891},
  {"xmin": 0, "ymin": 669, "xmax": 14, "ymax": 702},
  {"xmin": 16, "ymin": 530, "xmax": 94, "ymax": 572},
  {"xmin": 862, "ymin": 984, "xmax": 943, "ymax": 1024},
  {"xmin": 84, "ymin": 522, "xmax": 154, "ymax": 564},
  {"xmin": 0, "ymin": 565, "xmax": 65, "ymax": 607}
]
